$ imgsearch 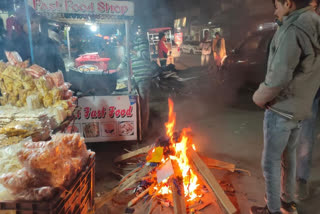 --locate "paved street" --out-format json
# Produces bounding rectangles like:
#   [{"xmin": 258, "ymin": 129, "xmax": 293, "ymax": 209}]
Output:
[{"xmin": 93, "ymin": 54, "xmax": 320, "ymax": 214}]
